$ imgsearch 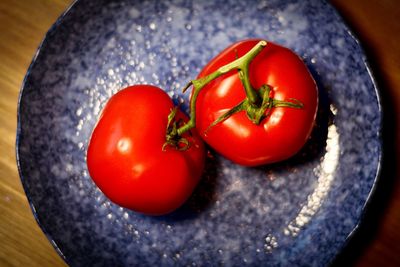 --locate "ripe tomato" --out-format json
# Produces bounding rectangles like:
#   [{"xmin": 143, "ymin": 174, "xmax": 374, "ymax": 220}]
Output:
[
  {"xmin": 87, "ymin": 85, "xmax": 205, "ymax": 215},
  {"xmin": 194, "ymin": 39, "xmax": 318, "ymax": 166}
]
